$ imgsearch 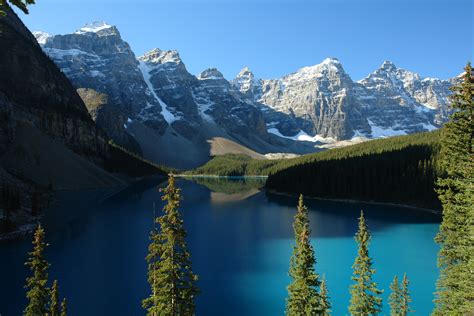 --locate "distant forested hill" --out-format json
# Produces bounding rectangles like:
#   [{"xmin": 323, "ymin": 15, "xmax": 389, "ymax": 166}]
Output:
[
  {"xmin": 186, "ymin": 154, "xmax": 280, "ymax": 176},
  {"xmin": 189, "ymin": 130, "xmax": 441, "ymax": 209},
  {"xmin": 266, "ymin": 130, "xmax": 441, "ymax": 210}
]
